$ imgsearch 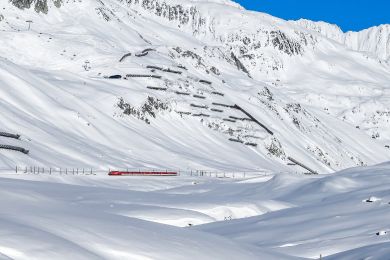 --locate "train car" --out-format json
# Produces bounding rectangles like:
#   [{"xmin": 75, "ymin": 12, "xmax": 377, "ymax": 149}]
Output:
[{"xmin": 108, "ymin": 171, "xmax": 178, "ymax": 176}]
